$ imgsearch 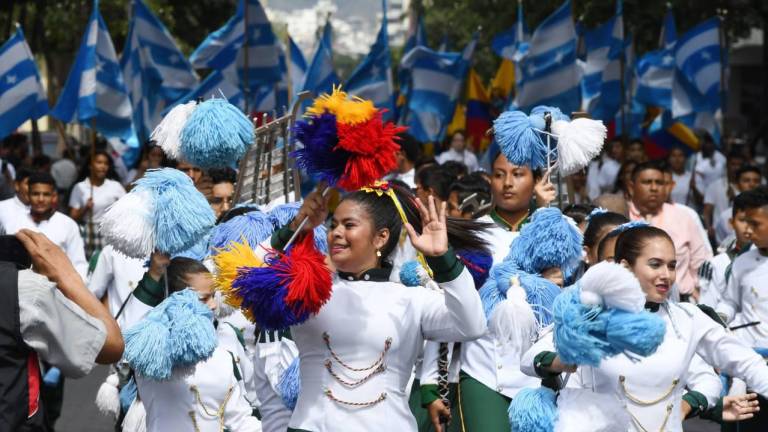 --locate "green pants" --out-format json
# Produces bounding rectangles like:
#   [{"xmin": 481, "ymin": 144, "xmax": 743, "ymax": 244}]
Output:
[
  {"xmin": 408, "ymin": 379, "xmax": 460, "ymax": 432},
  {"xmin": 455, "ymin": 371, "xmax": 511, "ymax": 432}
]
